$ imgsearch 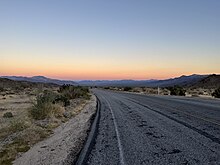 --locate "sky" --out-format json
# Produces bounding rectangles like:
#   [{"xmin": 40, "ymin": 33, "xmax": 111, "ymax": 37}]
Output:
[{"xmin": 0, "ymin": 0, "xmax": 220, "ymax": 80}]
